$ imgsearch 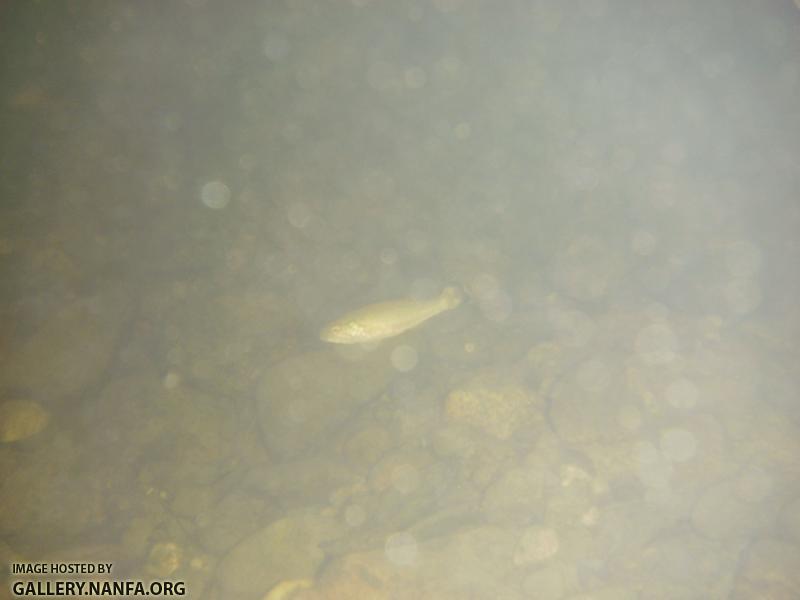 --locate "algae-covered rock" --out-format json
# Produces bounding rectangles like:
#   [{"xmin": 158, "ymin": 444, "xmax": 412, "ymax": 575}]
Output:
[
  {"xmin": 257, "ymin": 349, "xmax": 391, "ymax": 458},
  {"xmin": 0, "ymin": 400, "xmax": 49, "ymax": 442},
  {"xmin": 445, "ymin": 370, "xmax": 544, "ymax": 441}
]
